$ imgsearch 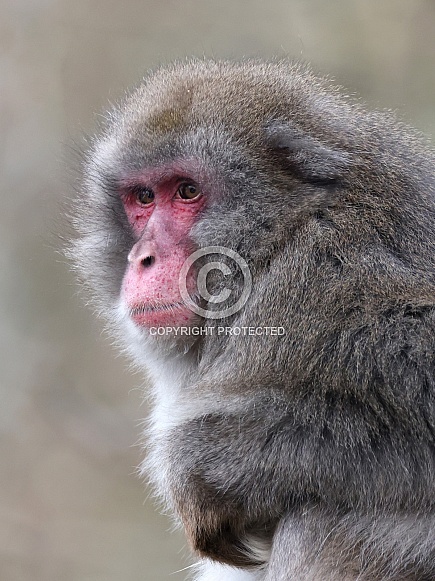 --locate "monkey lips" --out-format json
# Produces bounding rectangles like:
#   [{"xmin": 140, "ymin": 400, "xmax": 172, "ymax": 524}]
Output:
[{"xmin": 127, "ymin": 300, "xmax": 194, "ymax": 327}]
